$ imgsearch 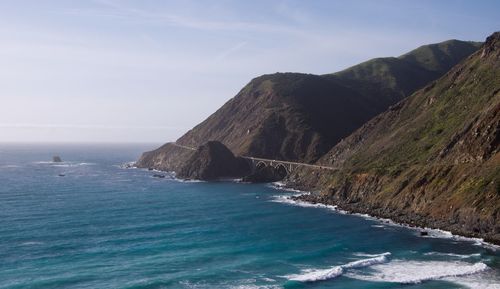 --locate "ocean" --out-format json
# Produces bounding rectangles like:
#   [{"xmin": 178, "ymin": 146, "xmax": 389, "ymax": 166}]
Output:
[{"xmin": 0, "ymin": 143, "xmax": 499, "ymax": 289}]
